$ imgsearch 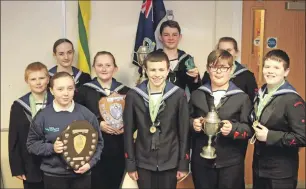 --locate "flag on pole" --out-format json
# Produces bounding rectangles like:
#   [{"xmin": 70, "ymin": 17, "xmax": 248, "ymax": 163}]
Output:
[
  {"xmin": 77, "ymin": 0, "xmax": 91, "ymax": 74},
  {"xmin": 133, "ymin": 0, "xmax": 166, "ymax": 67}
]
